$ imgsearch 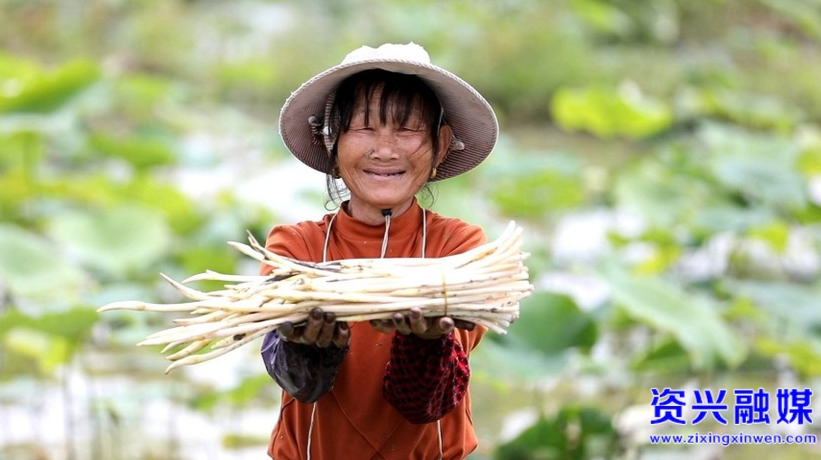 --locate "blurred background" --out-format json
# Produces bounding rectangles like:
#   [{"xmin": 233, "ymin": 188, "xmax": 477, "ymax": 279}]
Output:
[{"xmin": 1, "ymin": 0, "xmax": 821, "ymax": 459}]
